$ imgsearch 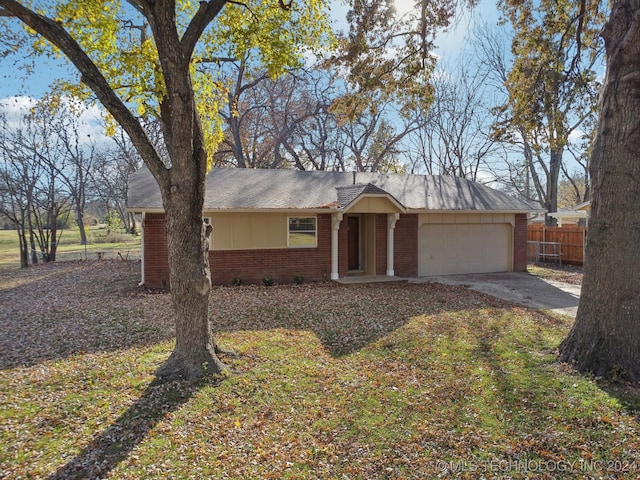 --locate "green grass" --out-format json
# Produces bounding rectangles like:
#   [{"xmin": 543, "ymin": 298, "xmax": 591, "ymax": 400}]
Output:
[
  {"xmin": 0, "ymin": 226, "xmax": 141, "ymax": 269},
  {"xmin": 1, "ymin": 260, "xmax": 639, "ymax": 479}
]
